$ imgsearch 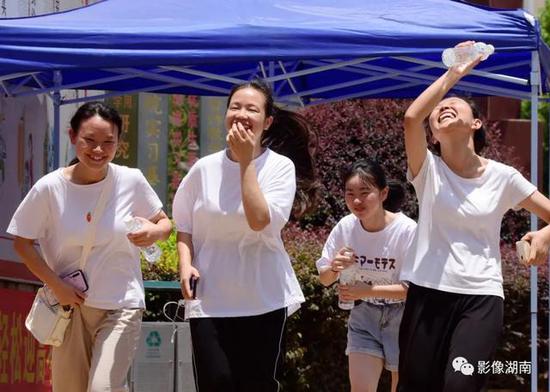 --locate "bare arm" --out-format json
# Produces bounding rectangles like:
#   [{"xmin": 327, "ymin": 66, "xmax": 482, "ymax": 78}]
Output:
[
  {"xmin": 13, "ymin": 236, "xmax": 85, "ymax": 306},
  {"xmin": 318, "ymin": 267, "xmax": 339, "ymax": 287},
  {"xmin": 149, "ymin": 210, "xmax": 172, "ymax": 240},
  {"xmin": 404, "ymin": 71, "xmax": 459, "ymax": 176},
  {"xmin": 126, "ymin": 210, "xmax": 173, "ymax": 247},
  {"xmin": 517, "ymin": 191, "xmax": 550, "ymax": 265},
  {"xmin": 339, "ymin": 282, "xmax": 408, "ymax": 301},
  {"xmin": 240, "ymin": 160, "xmax": 271, "ymax": 231},
  {"xmin": 227, "ymin": 121, "xmax": 271, "ymax": 231},
  {"xmin": 177, "ymin": 231, "xmax": 200, "ymax": 299},
  {"xmin": 318, "ymin": 247, "xmax": 355, "ymax": 287},
  {"xmin": 404, "ymin": 41, "xmax": 481, "ymax": 177},
  {"xmin": 518, "ymin": 191, "xmax": 550, "ymax": 223}
]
